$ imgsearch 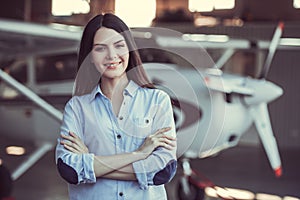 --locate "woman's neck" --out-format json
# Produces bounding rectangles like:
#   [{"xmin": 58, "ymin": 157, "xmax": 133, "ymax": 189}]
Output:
[{"xmin": 100, "ymin": 74, "xmax": 129, "ymax": 99}]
